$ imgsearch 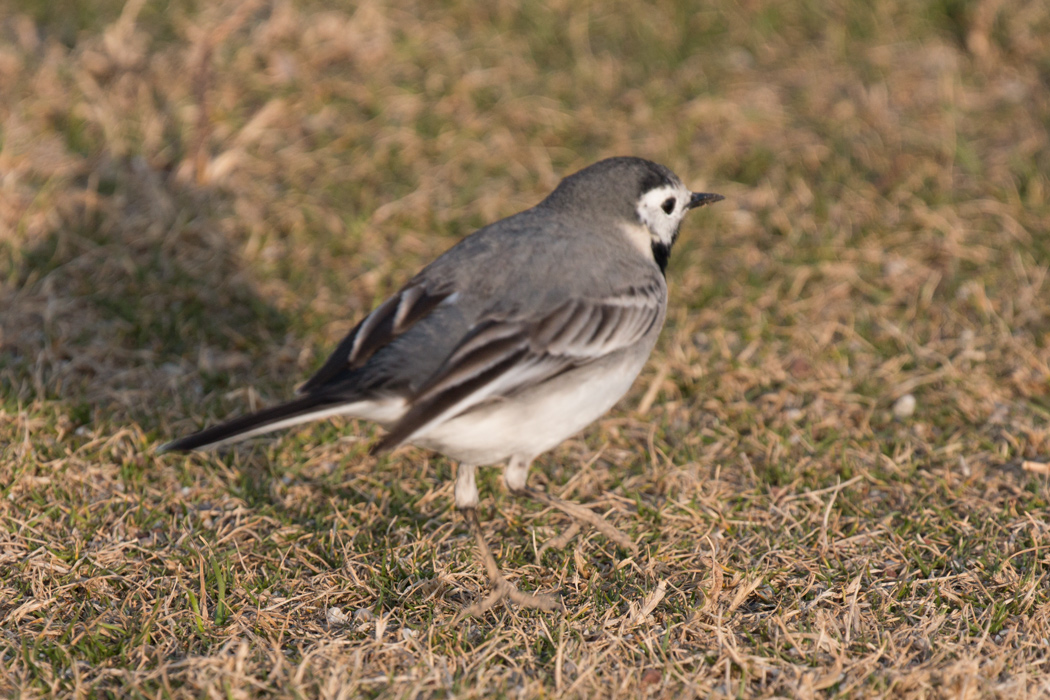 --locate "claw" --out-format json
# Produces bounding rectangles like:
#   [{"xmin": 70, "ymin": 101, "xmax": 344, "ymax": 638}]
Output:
[{"xmin": 536, "ymin": 521, "xmax": 582, "ymax": 561}]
